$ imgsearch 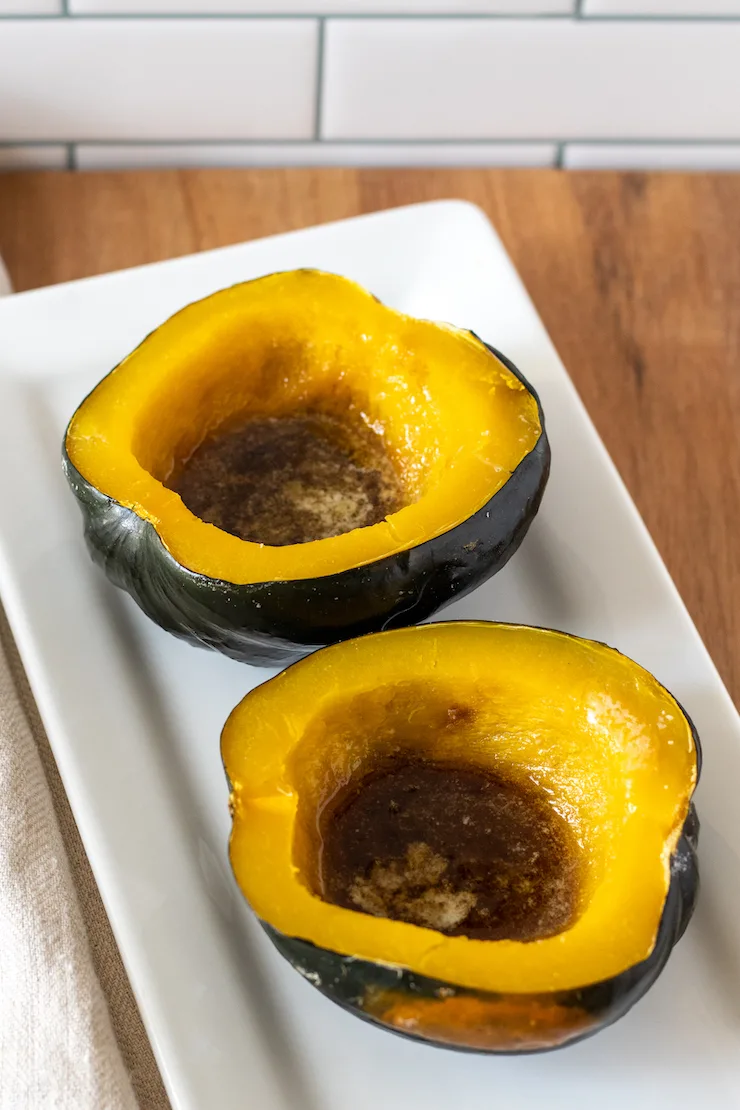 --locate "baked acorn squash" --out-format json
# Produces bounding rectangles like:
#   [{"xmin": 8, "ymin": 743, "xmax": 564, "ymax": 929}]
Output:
[
  {"xmin": 62, "ymin": 271, "xmax": 548, "ymax": 666},
  {"xmin": 222, "ymin": 621, "xmax": 700, "ymax": 1053}
]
